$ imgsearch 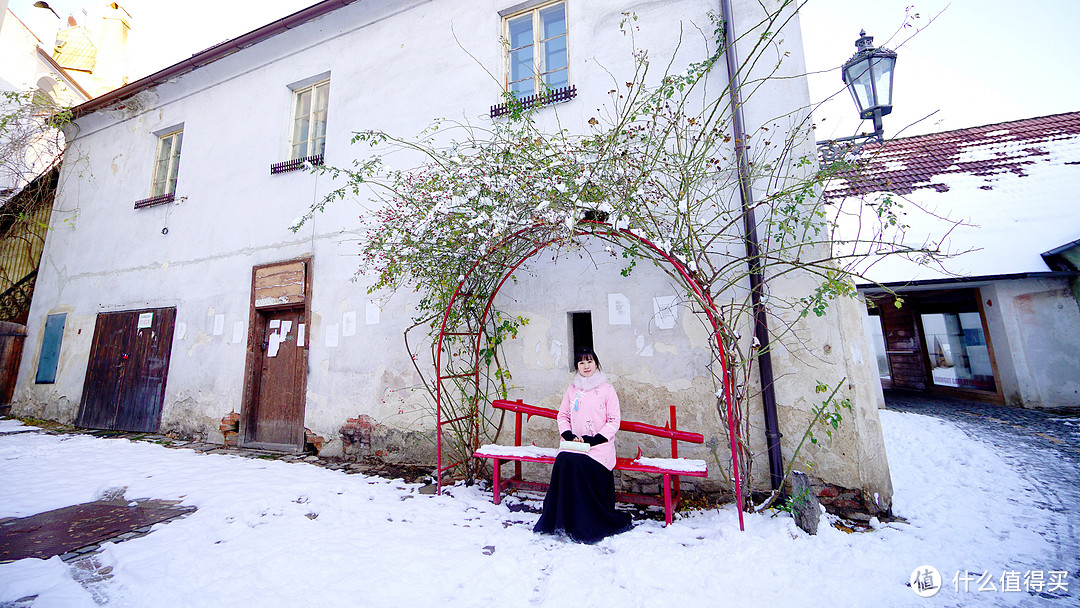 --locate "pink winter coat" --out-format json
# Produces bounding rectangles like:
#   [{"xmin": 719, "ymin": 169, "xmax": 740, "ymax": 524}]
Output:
[{"xmin": 557, "ymin": 371, "xmax": 621, "ymax": 470}]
